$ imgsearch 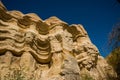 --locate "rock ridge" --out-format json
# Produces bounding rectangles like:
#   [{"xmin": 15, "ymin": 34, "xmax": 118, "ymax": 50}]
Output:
[{"xmin": 0, "ymin": 1, "xmax": 117, "ymax": 80}]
